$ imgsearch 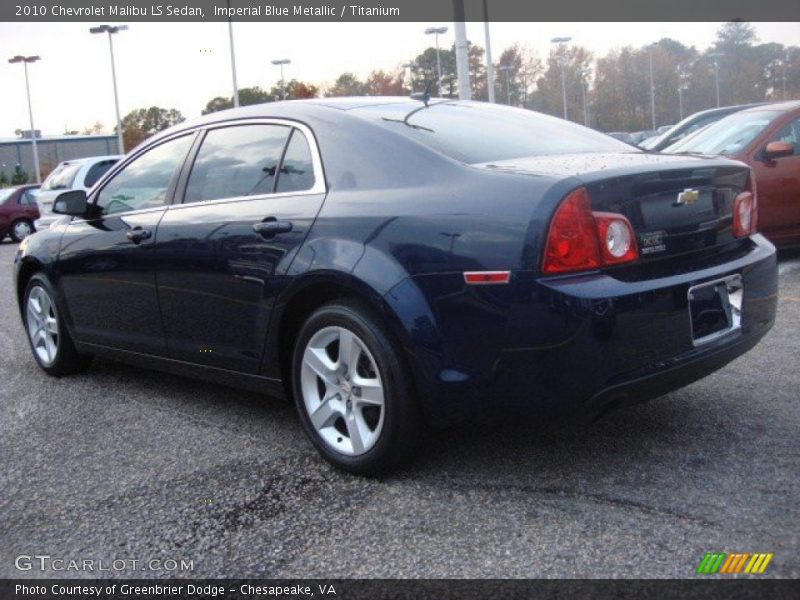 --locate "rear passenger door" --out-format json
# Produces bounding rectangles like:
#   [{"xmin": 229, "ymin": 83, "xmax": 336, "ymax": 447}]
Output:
[{"xmin": 155, "ymin": 121, "xmax": 326, "ymax": 374}]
